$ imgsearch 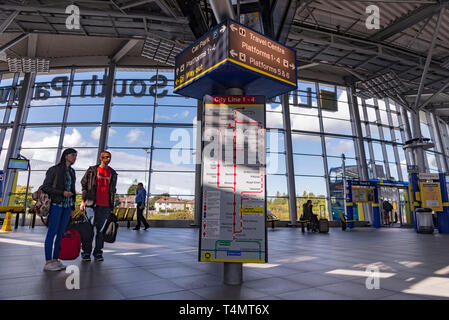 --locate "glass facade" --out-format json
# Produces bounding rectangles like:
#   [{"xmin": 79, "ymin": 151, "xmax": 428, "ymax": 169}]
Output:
[{"xmin": 1, "ymin": 66, "xmax": 448, "ymax": 221}]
